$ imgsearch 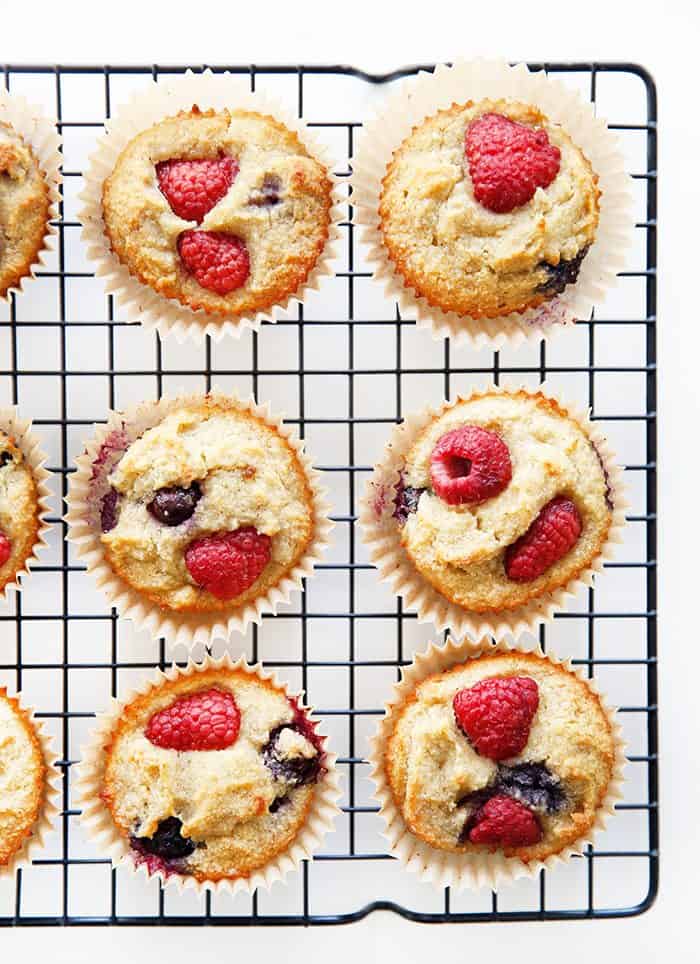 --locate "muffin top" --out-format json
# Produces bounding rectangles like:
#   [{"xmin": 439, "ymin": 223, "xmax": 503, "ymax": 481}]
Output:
[
  {"xmin": 0, "ymin": 690, "xmax": 47, "ymax": 867},
  {"xmin": 102, "ymin": 667, "xmax": 325, "ymax": 880},
  {"xmin": 379, "ymin": 99, "xmax": 599, "ymax": 319},
  {"xmin": 90, "ymin": 398, "xmax": 315, "ymax": 613},
  {"xmin": 103, "ymin": 108, "xmax": 332, "ymax": 317},
  {"xmin": 0, "ymin": 429, "xmax": 41, "ymax": 594},
  {"xmin": 0, "ymin": 121, "xmax": 51, "ymax": 298},
  {"xmin": 385, "ymin": 651, "xmax": 614, "ymax": 861},
  {"xmin": 395, "ymin": 391, "xmax": 612, "ymax": 612}
]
